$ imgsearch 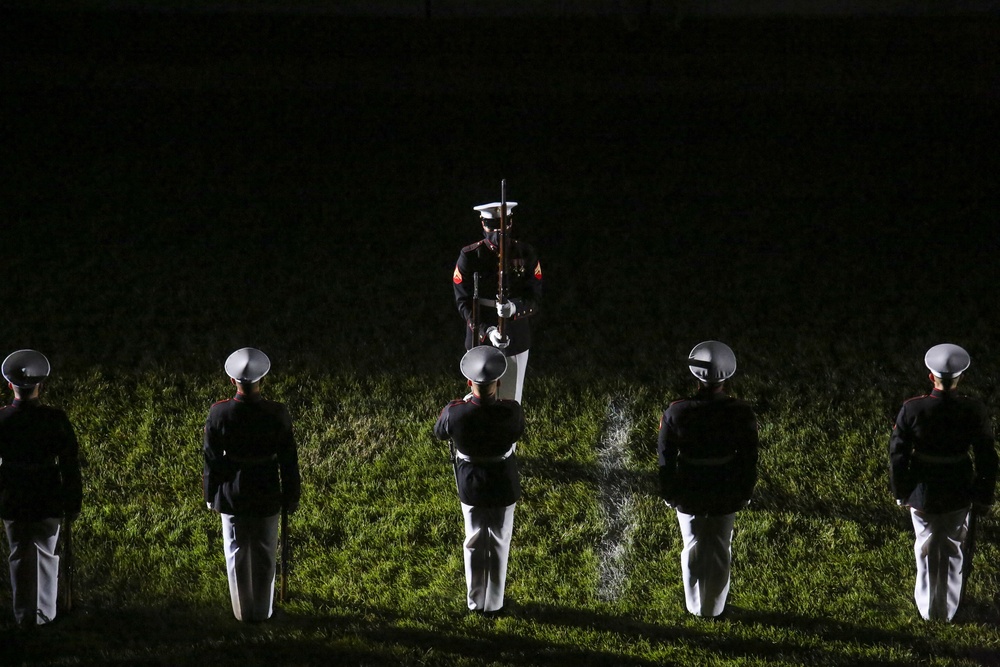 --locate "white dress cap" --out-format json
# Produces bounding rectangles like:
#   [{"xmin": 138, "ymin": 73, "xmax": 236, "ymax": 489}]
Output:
[
  {"xmin": 460, "ymin": 346, "xmax": 508, "ymax": 384},
  {"xmin": 225, "ymin": 347, "xmax": 271, "ymax": 384},
  {"xmin": 2, "ymin": 349, "xmax": 51, "ymax": 388},
  {"xmin": 924, "ymin": 343, "xmax": 970, "ymax": 379},
  {"xmin": 688, "ymin": 340, "xmax": 737, "ymax": 383},
  {"xmin": 473, "ymin": 202, "xmax": 518, "ymax": 220}
]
